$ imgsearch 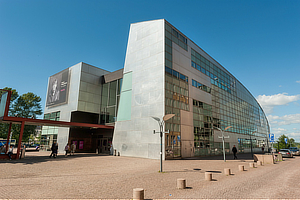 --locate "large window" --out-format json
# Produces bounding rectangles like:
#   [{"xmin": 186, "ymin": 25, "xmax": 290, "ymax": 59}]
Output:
[
  {"xmin": 165, "ymin": 67, "xmax": 189, "ymax": 159},
  {"xmin": 41, "ymin": 111, "xmax": 60, "ymax": 151},
  {"xmin": 191, "ymin": 48, "xmax": 269, "ymax": 140},
  {"xmin": 192, "ymin": 79, "xmax": 211, "ymax": 93},
  {"xmin": 100, "ymin": 79, "xmax": 122, "ymax": 124}
]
